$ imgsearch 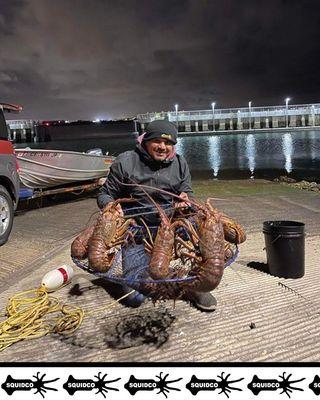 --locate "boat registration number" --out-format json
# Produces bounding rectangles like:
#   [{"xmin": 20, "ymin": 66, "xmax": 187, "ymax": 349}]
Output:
[{"xmin": 18, "ymin": 152, "xmax": 62, "ymax": 158}]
